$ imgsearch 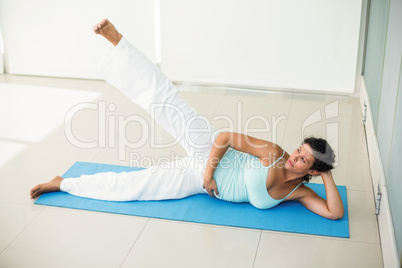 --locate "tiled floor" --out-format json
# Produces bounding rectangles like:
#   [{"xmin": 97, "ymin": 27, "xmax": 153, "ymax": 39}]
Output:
[{"xmin": 0, "ymin": 74, "xmax": 383, "ymax": 267}]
